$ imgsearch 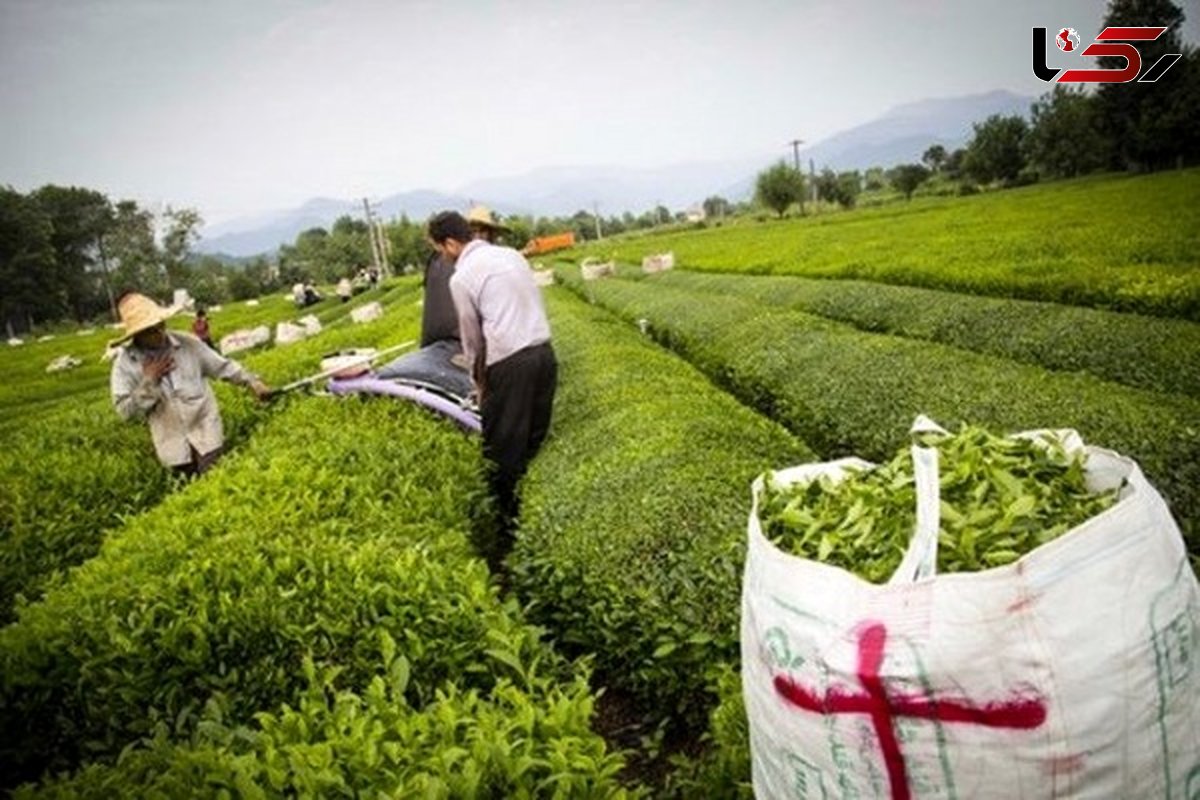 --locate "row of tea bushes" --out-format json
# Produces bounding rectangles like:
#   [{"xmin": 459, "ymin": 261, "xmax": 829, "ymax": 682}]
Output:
[
  {"xmin": 0, "ymin": 286, "xmax": 421, "ymax": 624},
  {"xmin": 555, "ymin": 272, "xmax": 1200, "ymax": 553},
  {"xmin": 511, "ymin": 289, "xmax": 810, "ymax": 735},
  {"xmin": 1, "ymin": 396, "xmax": 633, "ymax": 795},
  {"xmin": 632, "ymin": 269, "xmax": 1200, "ymax": 398},
  {"xmin": 0, "ymin": 277, "xmax": 417, "ymax": 428},
  {"xmin": 21, "ymin": 668, "xmax": 632, "ymax": 799},
  {"xmin": 570, "ymin": 169, "xmax": 1200, "ymax": 320}
]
